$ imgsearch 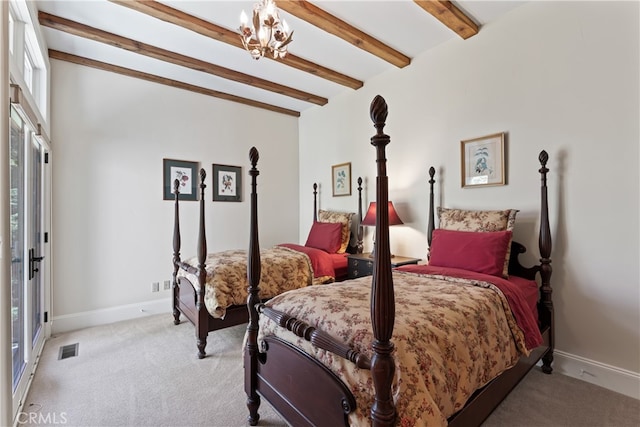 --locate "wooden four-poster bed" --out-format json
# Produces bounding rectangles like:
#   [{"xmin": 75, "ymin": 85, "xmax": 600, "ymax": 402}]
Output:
[
  {"xmin": 171, "ymin": 167, "xmax": 365, "ymax": 358},
  {"xmin": 244, "ymin": 95, "xmax": 554, "ymax": 426}
]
